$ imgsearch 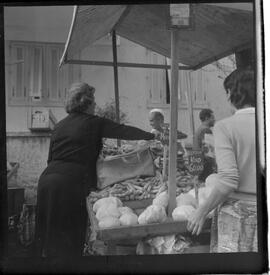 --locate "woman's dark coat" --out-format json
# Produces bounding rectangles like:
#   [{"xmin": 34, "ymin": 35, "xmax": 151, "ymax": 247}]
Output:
[{"xmin": 35, "ymin": 112, "xmax": 154, "ymax": 257}]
